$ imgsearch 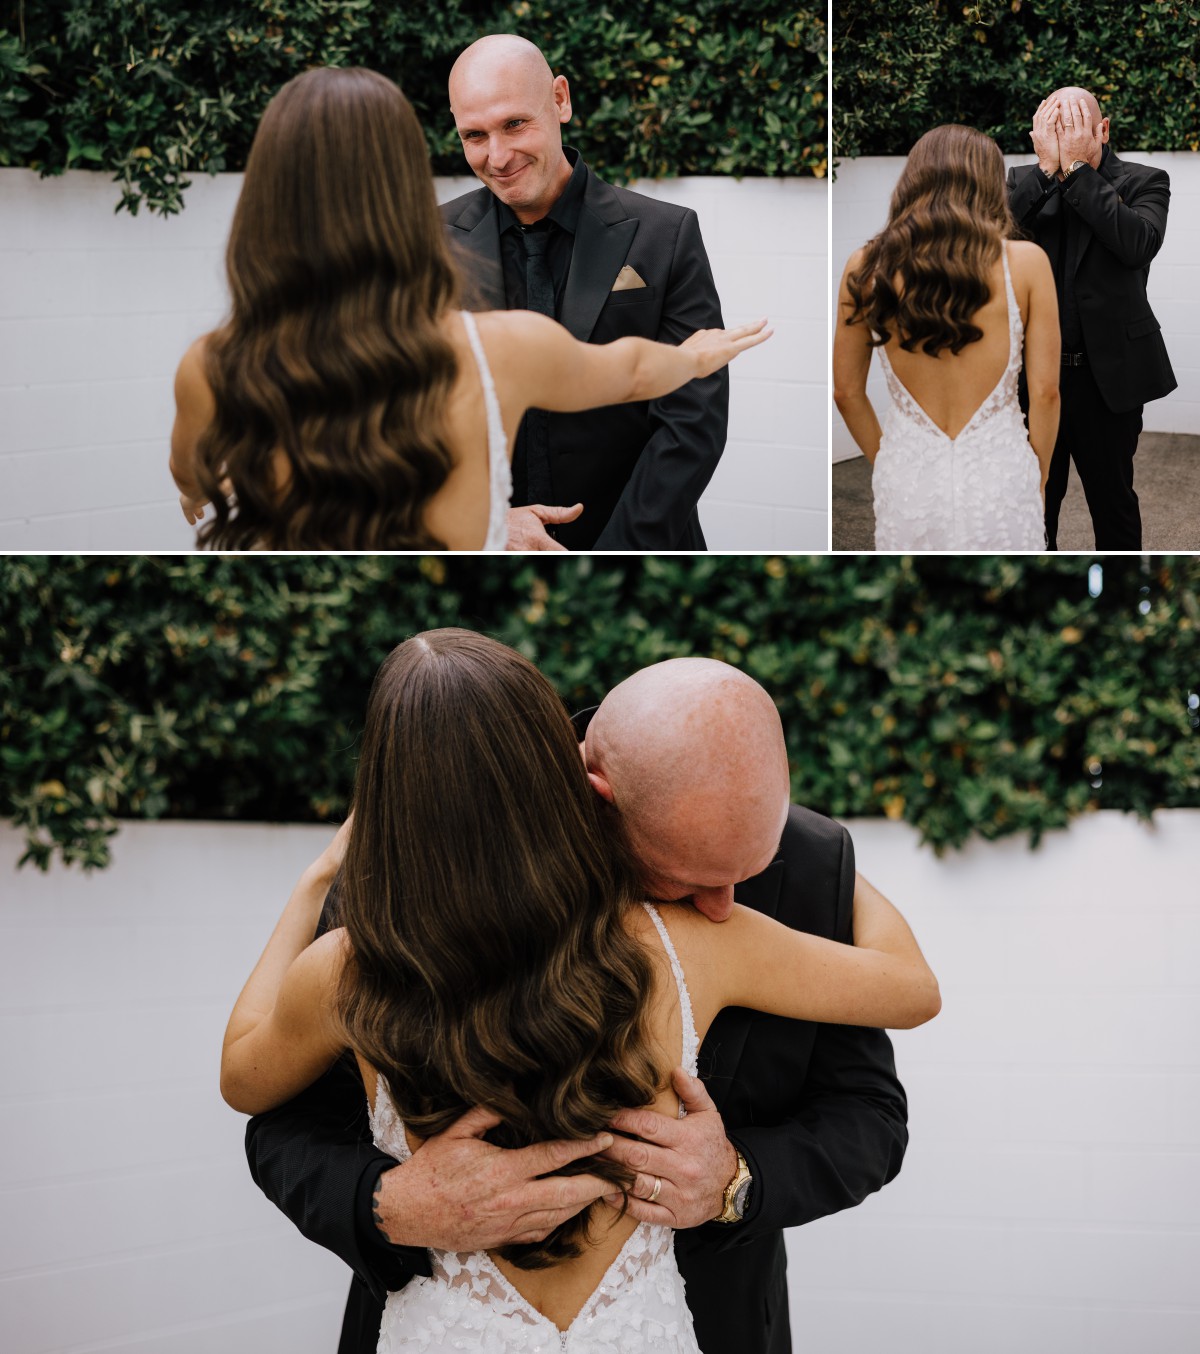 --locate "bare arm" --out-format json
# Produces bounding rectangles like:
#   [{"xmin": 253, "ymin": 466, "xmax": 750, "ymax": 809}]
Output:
[
  {"xmin": 694, "ymin": 879, "xmax": 940, "ymax": 1032},
  {"xmin": 832, "ymin": 250, "xmax": 883, "ymax": 462},
  {"xmin": 220, "ymin": 825, "xmax": 351, "ymax": 1115},
  {"xmin": 483, "ymin": 309, "xmax": 770, "ymax": 427},
  {"xmin": 169, "ymin": 336, "xmax": 217, "ymax": 523},
  {"xmin": 1017, "ymin": 244, "xmax": 1061, "ymax": 488}
]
